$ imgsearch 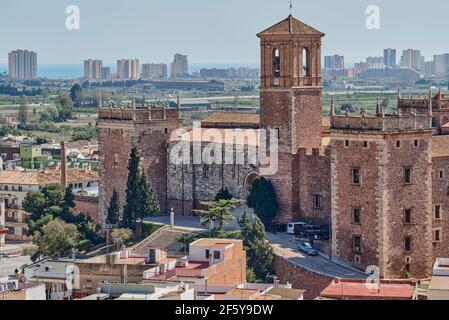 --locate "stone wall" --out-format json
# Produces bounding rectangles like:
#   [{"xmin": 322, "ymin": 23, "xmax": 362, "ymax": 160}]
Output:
[
  {"xmin": 297, "ymin": 147, "xmax": 331, "ymax": 225},
  {"xmin": 431, "ymin": 157, "xmax": 449, "ymax": 258},
  {"xmin": 272, "ymin": 255, "xmax": 334, "ymax": 300},
  {"xmin": 167, "ymin": 141, "xmax": 256, "ymax": 215},
  {"xmin": 75, "ymin": 195, "xmax": 99, "ymax": 225},
  {"xmin": 97, "ymin": 115, "xmax": 182, "ymax": 226},
  {"xmin": 331, "ymin": 131, "xmax": 434, "ymax": 279}
]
